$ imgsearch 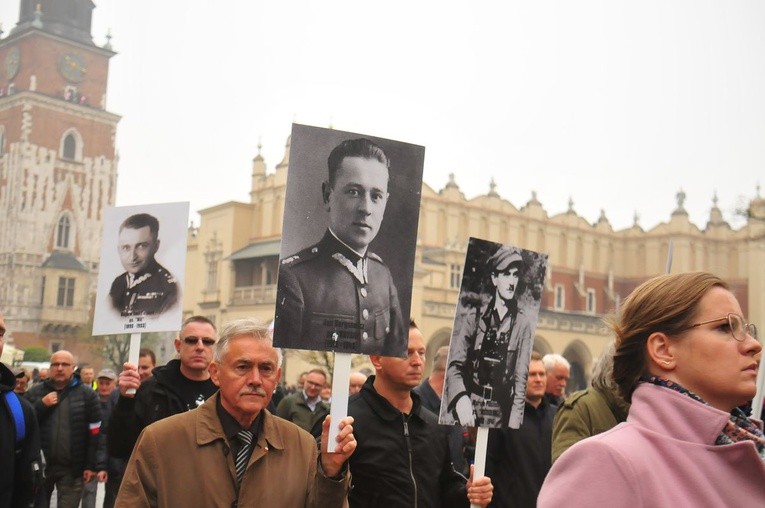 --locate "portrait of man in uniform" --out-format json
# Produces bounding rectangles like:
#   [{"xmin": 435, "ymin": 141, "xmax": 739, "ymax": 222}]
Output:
[
  {"xmin": 274, "ymin": 124, "xmax": 424, "ymax": 357},
  {"xmin": 92, "ymin": 202, "xmax": 189, "ymax": 336},
  {"xmin": 109, "ymin": 213, "xmax": 178, "ymax": 317},
  {"xmin": 440, "ymin": 238, "xmax": 547, "ymax": 429}
]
